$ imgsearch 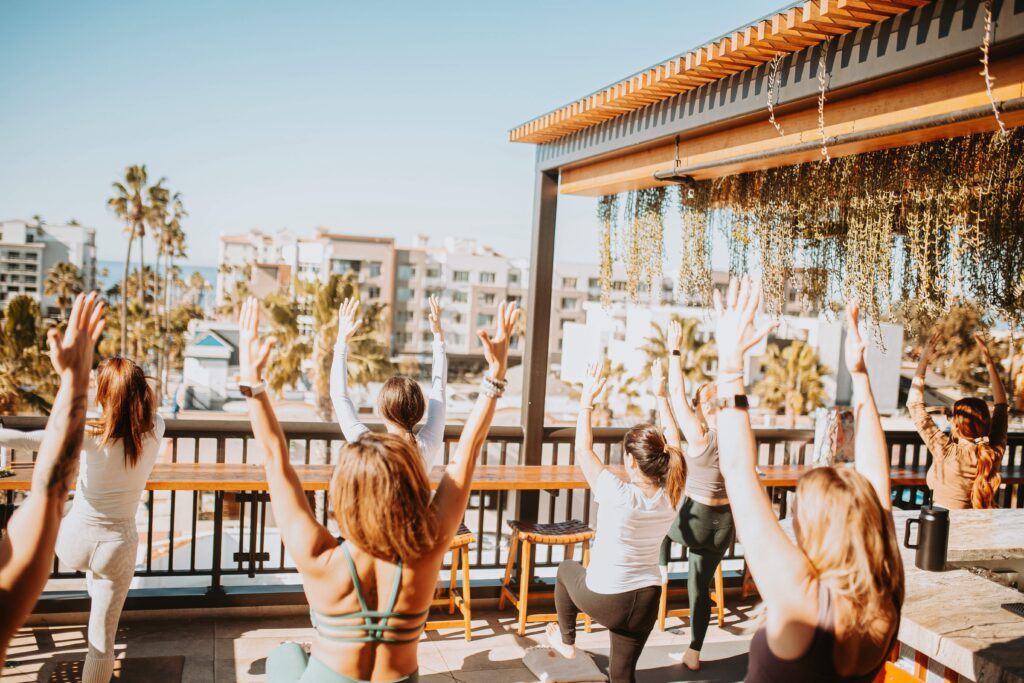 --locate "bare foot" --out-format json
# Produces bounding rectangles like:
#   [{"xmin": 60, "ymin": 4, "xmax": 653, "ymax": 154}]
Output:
[
  {"xmin": 669, "ymin": 647, "xmax": 701, "ymax": 671},
  {"xmin": 545, "ymin": 623, "xmax": 576, "ymax": 659}
]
